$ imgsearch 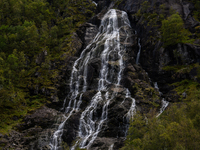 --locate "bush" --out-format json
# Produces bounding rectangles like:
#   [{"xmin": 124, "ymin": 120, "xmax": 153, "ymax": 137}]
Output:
[
  {"xmin": 121, "ymin": 103, "xmax": 200, "ymax": 150},
  {"xmin": 161, "ymin": 13, "xmax": 192, "ymax": 47}
]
